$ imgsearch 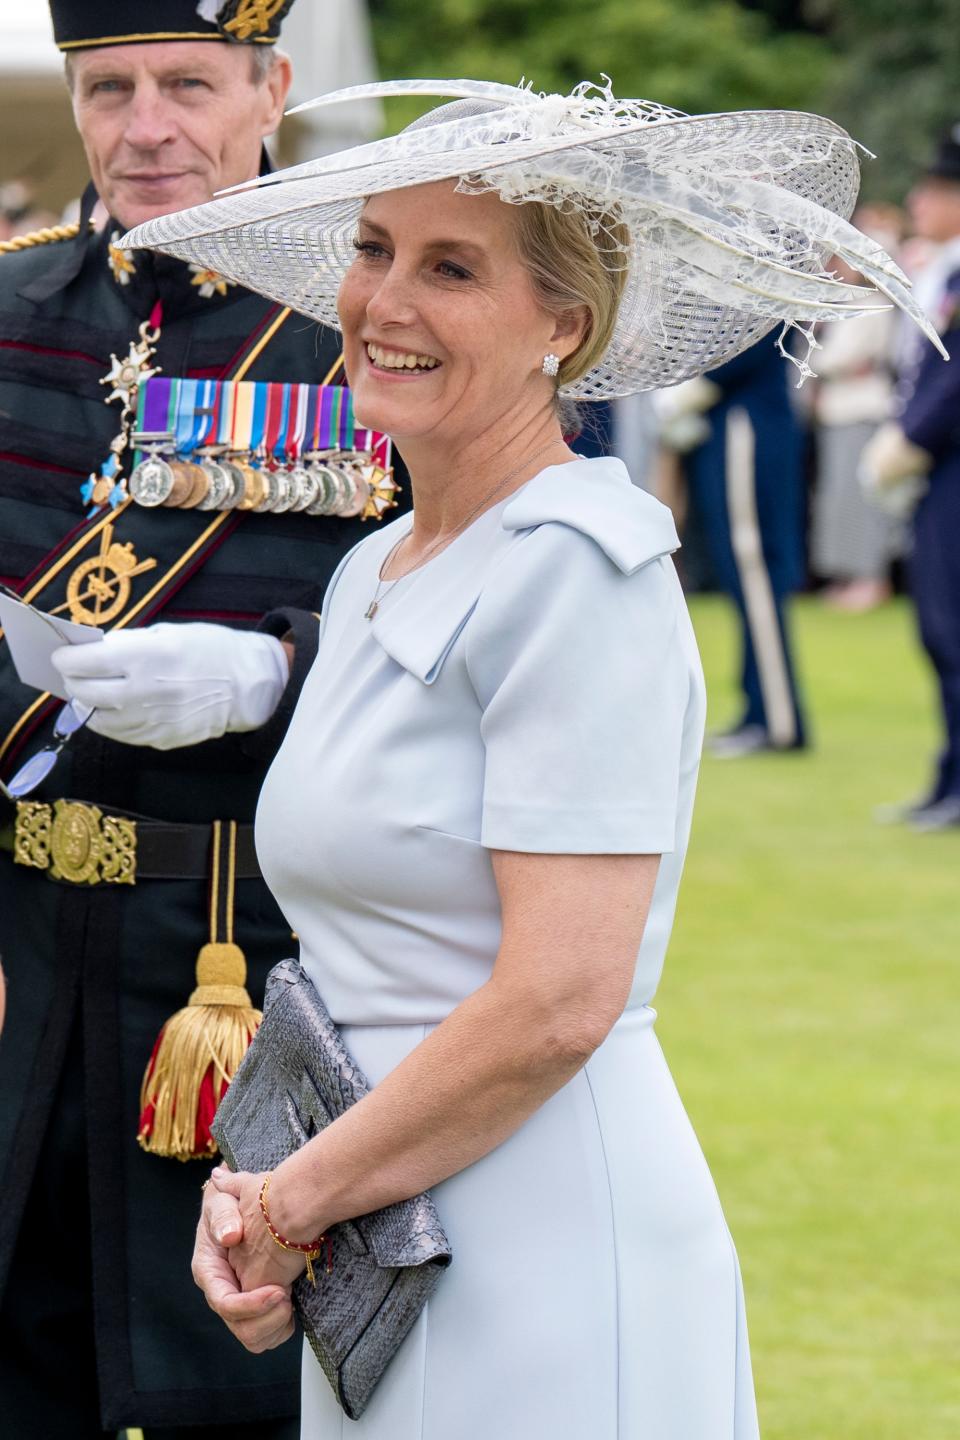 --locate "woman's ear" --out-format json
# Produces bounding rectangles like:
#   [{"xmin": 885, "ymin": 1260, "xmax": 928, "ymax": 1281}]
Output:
[{"xmin": 550, "ymin": 307, "xmax": 590, "ymax": 361}]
